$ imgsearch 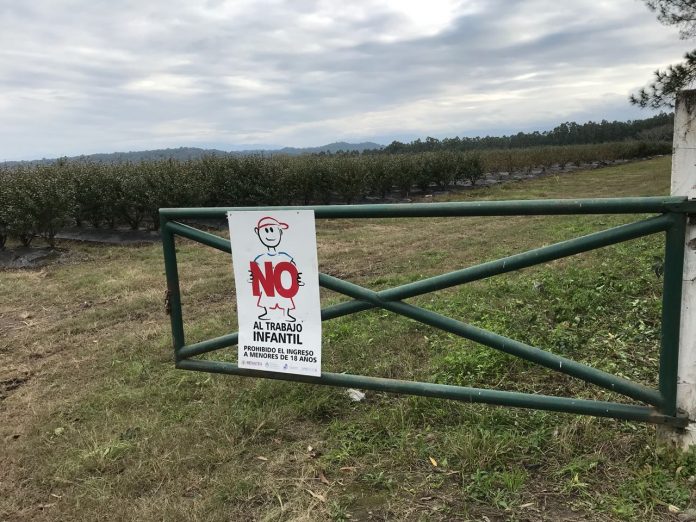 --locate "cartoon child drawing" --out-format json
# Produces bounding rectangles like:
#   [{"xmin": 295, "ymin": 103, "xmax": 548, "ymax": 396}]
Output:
[{"xmin": 248, "ymin": 216, "xmax": 303, "ymax": 322}]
